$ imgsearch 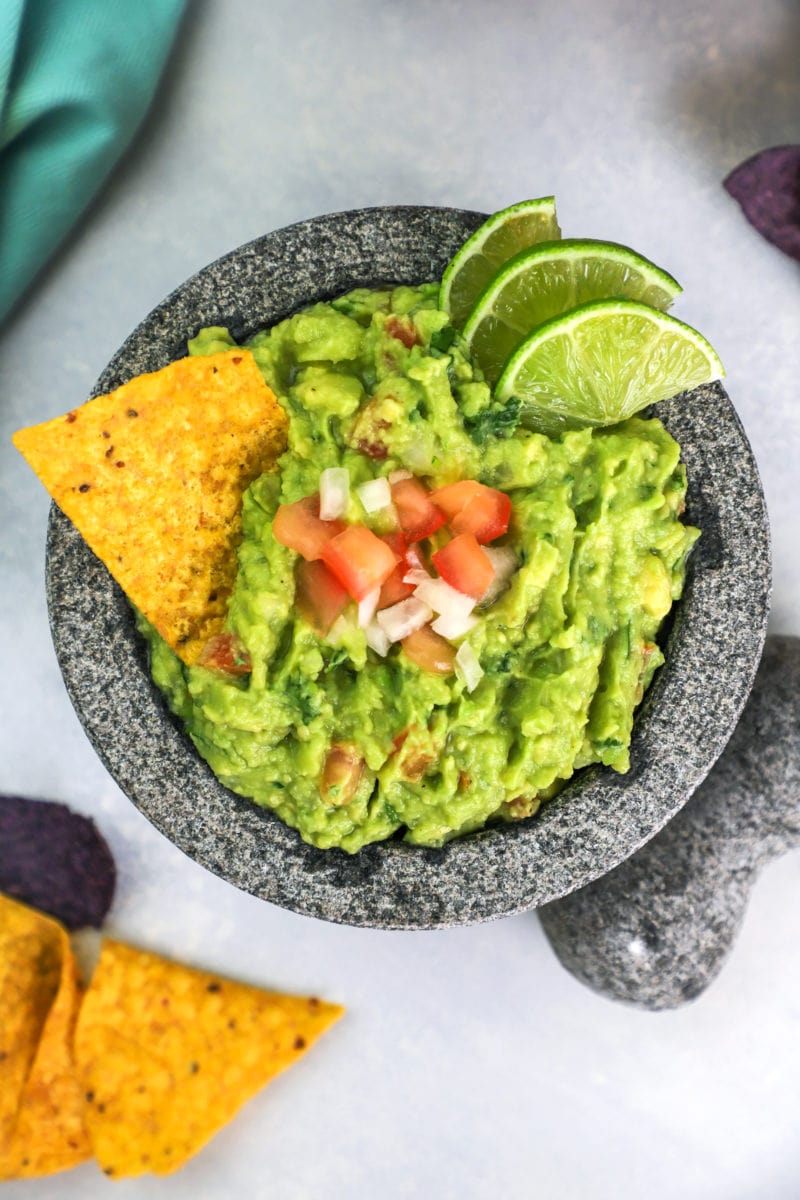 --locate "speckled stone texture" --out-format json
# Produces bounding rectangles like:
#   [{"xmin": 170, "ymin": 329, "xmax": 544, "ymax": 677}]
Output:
[
  {"xmin": 46, "ymin": 207, "xmax": 771, "ymax": 929},
  {"xmin": 539, "ymin": 636, "xmax": 799, "ymax": 1008}
]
